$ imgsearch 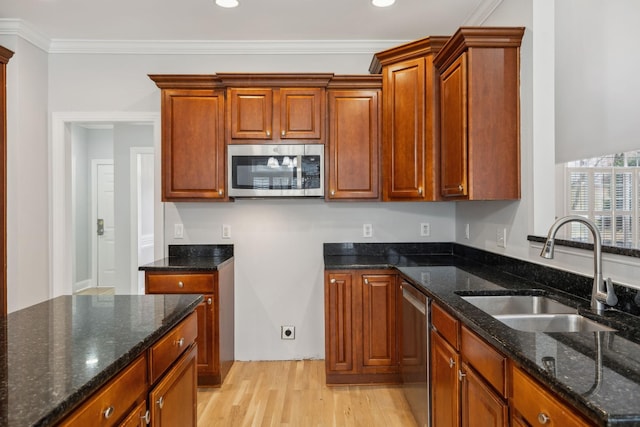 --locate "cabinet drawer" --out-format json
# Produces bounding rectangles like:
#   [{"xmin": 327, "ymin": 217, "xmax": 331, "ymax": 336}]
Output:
[
  {"xmin": 511, "ymin": 364, "xmax": 593, "ymax": 427},
  {"xmin": 461, "ymin": 325, "xmax": 506, "ymax": 397},
  {"xmin": 149, "ymin": 311, "xmax": 198, "ymax": 384},
  {"xmin": 146, "ymin": 273, "xmax": 215, "ymax": 294},
  {"xmin": 431, "ymin": 302, "xmax": 459, "ymax": 350},
  {"xmin": 59, "ymin": 355, "xmax": 147, "ymax": 427}
]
